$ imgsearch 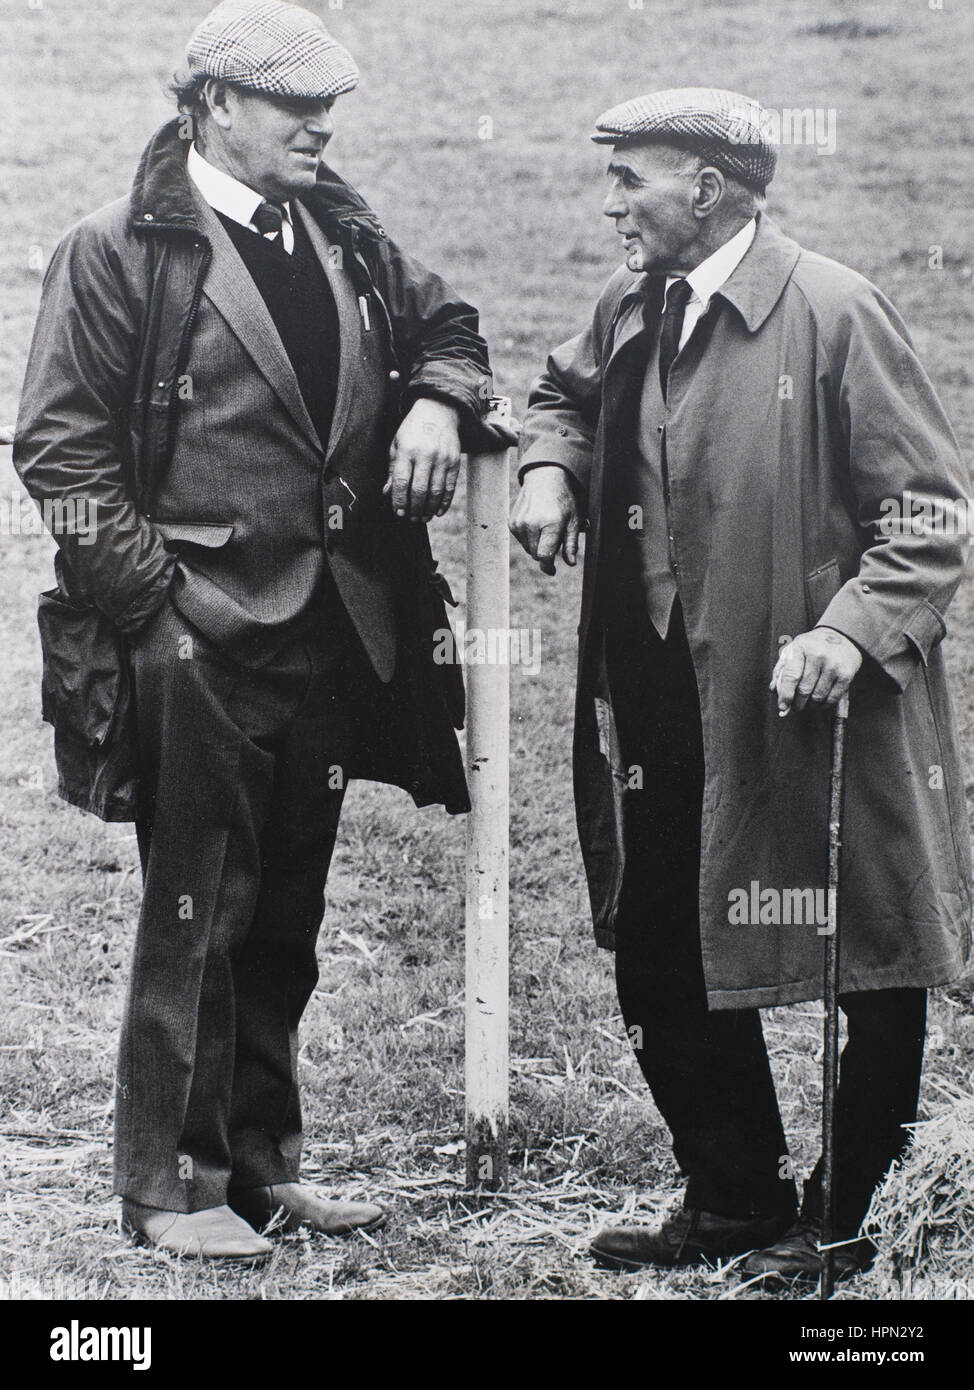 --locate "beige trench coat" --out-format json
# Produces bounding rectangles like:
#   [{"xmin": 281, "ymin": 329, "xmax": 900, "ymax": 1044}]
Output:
[{"xmin": 519, "ymin": 213, "xmax": 972, "ymax": 1008}]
